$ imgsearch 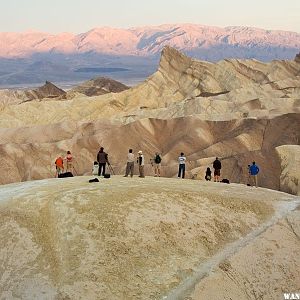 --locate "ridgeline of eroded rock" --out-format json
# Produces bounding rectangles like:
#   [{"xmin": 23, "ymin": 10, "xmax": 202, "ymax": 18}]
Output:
[{"xmin": 0, "ymin": 47, "xmax": 299, "ymax": 194}]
